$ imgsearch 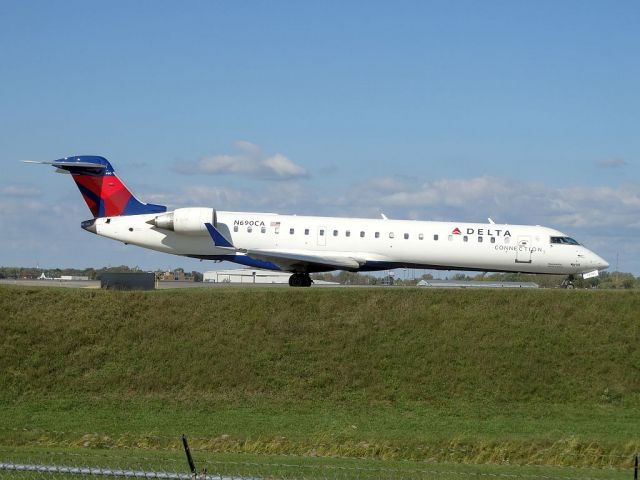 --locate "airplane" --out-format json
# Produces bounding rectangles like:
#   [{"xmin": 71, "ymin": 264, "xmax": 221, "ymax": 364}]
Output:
[{"xmin": 27, "ymin": 155, "xmax": 609, "ymax": 287}]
